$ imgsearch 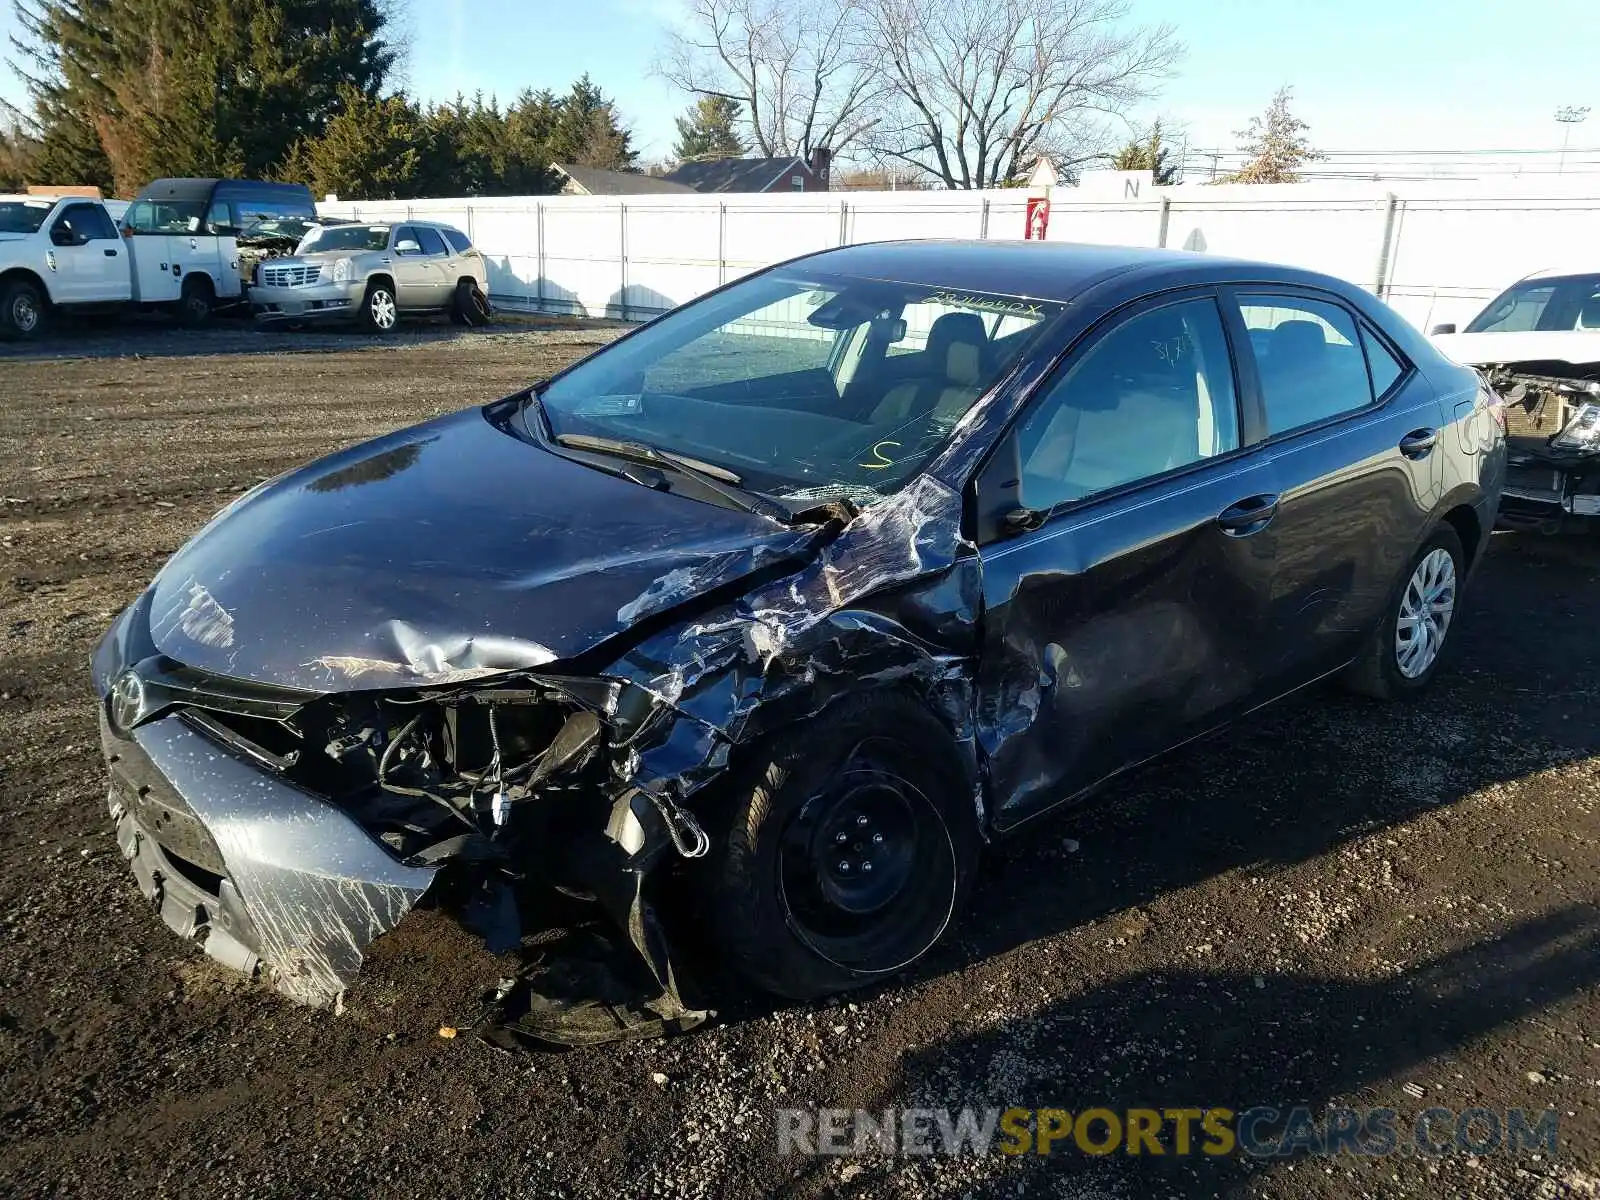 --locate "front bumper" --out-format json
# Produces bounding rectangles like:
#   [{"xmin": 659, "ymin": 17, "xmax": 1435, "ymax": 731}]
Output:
[
  {"xmin": 1498, "ymin": 441, "xmax": 1600, "ymax": 532},
  {"xmin": 250, "ymin": 279, "xmax": 364, "ymax": 323},
  {"xmin": 100, "ymin": 706, "xmax": 439, "ymax": 1005}
]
